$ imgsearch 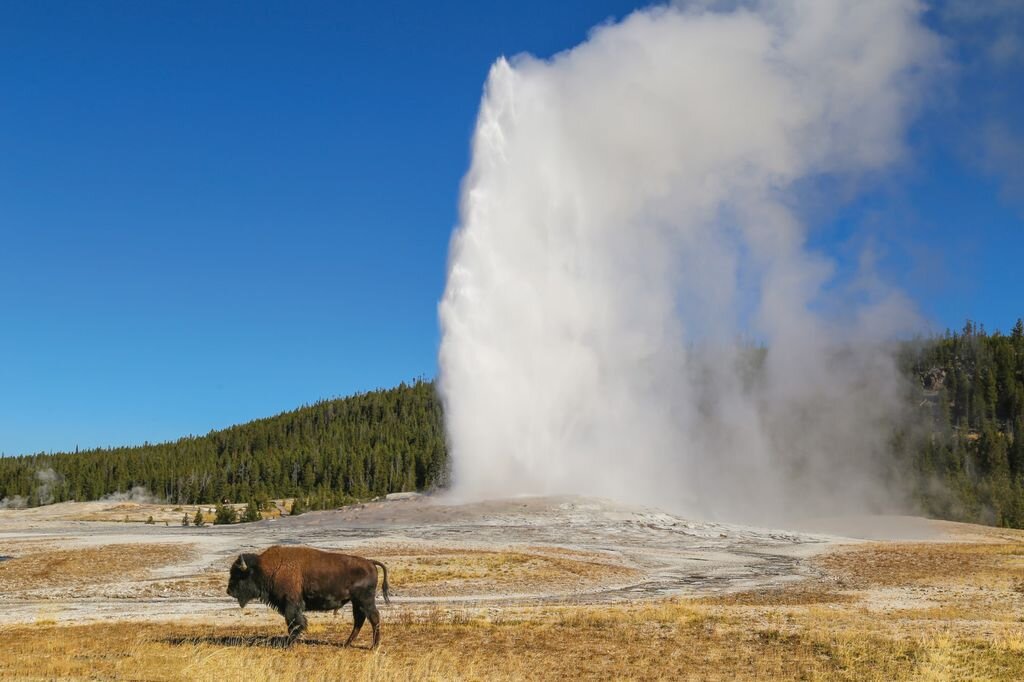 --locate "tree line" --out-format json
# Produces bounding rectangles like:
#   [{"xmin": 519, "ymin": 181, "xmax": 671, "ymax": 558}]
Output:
[
  {"xmin": 0, "ymin": 379, "xmax": 446, "ymax": 511},
  {"xmin": 2, "ymin": 321, "xmax": 1024, "ymax": 528},
  {"xmin": 903, "ymin": 319, "xmax": 1024, "ymax": 527}
]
